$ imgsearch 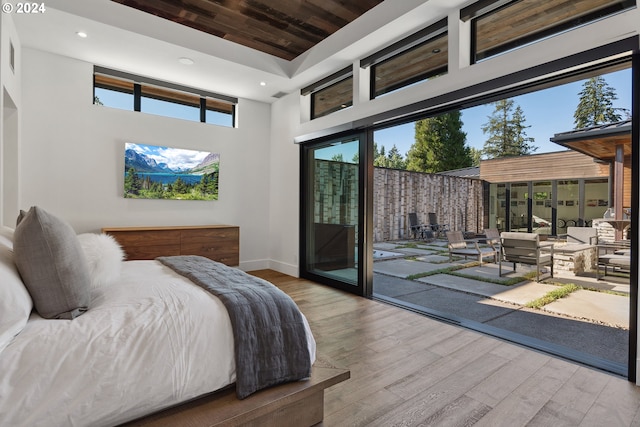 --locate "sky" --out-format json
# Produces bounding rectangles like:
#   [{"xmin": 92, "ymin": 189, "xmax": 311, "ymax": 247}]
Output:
[
  {"xmin": 374, "ymin": 68, "xmax": 632, "ymax": 160},
  {"xmin": 126, "ymin": 142, "xmax": 211, "ymax": 171}
]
